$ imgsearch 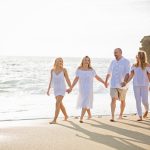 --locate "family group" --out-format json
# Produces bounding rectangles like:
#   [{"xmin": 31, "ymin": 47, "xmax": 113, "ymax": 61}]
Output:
[{"xmin": 47, "ymin": 48, "xmax": 150, "ymax": 124}]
